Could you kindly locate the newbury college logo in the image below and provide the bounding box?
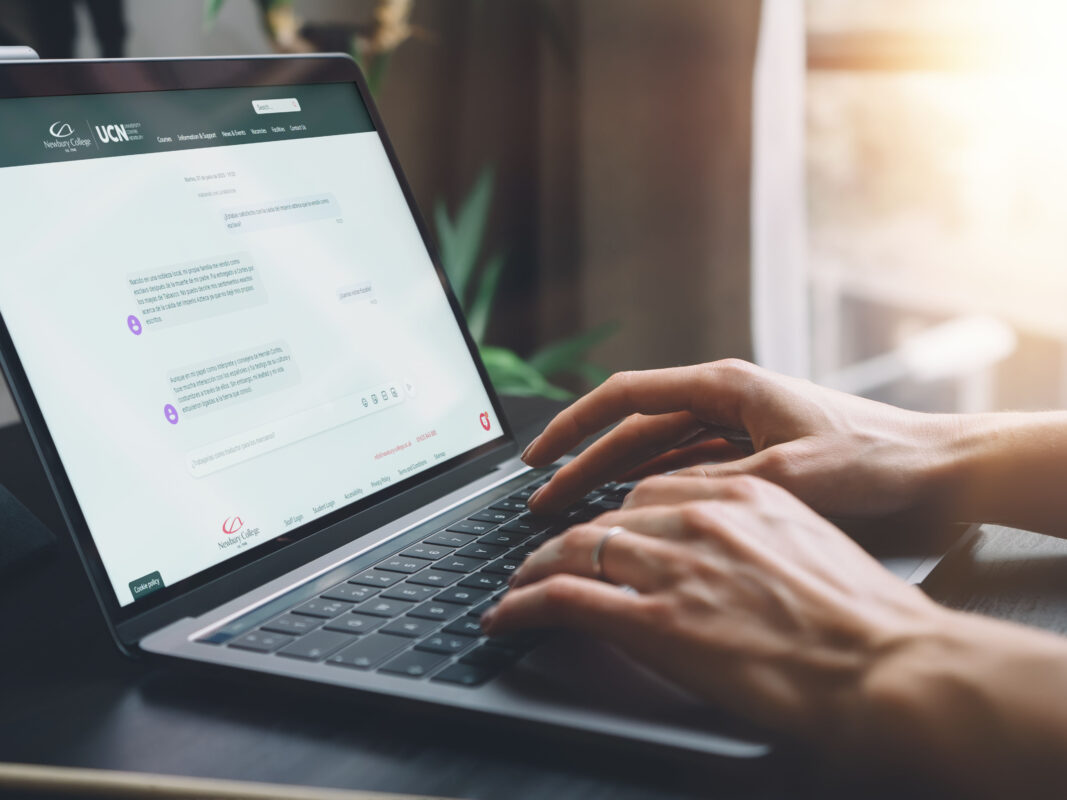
[48,121,74,138]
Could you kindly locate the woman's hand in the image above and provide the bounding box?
[484,474,948,744]
[485,474,1067,797]
[522,359,961,520]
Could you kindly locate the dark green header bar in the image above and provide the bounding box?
[0,82,374,169]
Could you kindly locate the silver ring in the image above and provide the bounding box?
[592,526,625,580]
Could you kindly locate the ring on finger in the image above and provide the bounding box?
[592,526,626,580]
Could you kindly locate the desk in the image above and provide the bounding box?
[2,396,1067,799]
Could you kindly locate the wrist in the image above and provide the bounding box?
[928,411,1067,532]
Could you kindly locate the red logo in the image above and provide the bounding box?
[479,411,491,431]
[222,516,244,535]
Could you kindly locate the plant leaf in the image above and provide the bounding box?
[479,346,572,400]
[465,252,504,344]
[527,321,619,378]
[202,0,227,29]
[433,199,462,301]
[448,166,494,303]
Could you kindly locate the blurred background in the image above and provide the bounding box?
[2,0,1067,419]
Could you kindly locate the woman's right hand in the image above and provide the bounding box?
[523,359,962,520]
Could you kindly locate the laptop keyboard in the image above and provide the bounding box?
[211,474,634,688]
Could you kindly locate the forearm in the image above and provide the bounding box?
[931,411,1067,536]
[843,610,1067,797]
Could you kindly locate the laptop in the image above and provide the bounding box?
[0,54,965,764]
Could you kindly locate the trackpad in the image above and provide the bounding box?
[497,632,766,742]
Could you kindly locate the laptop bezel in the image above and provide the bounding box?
[0,54,518,648]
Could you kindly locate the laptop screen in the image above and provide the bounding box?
[0,78,503,607]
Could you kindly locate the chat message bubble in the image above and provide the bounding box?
[128,253,265,331]
[222,193,339,233]
[337,281,377,304]
[168,340,299,418]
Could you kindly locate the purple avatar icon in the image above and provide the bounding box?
[127,315,142,335]
[163,404,179,425]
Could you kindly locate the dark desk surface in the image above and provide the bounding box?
[2,396,1067,799]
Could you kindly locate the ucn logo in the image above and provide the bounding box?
[48,121,74,138]
[95,123,130,143]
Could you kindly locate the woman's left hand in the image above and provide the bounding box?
[482,473,950,744]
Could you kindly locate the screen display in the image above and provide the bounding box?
[0,81,501,606]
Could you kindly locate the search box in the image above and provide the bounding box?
[252,98,301,115]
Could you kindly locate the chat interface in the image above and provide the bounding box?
[0,82,500,605]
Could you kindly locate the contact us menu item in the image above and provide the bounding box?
[0,82,500,605]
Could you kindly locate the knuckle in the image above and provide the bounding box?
[542,574,583,610]
[639,594,678,629]
[629,474,672,503]
[678,501,716,532]
[720,473,764,501]
[753,448,795,484]
[710,358,756,379]
[606,370,638,400]
[559,525,593,559]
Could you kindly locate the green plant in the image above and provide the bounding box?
[203,0,615,398]
[435,167,616,399]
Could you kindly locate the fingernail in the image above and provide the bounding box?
[480,606,496,632]
[507,573,518,588]
[528,486,544,505]
[521,436,539,463]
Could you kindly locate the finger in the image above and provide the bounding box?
[522,362,759,468]
[481,573,648,645]
[526,411,705,513]
[671,447,794,491]
[620,474,754,509]
[511,522,680,592]
[616,439,749,482]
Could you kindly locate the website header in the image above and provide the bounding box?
[0,82,373,169]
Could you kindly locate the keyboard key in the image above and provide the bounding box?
[481,558,519,576]
[433,555,483,574]
[408,600,467,622]
[455,542,507,560]
[446,519,496,536]
[377,556,431,574]
[469,509,517,524]
[323,613,386,635]
[293,599,353,619]
[467,598,498,618]
[500,515,551,535]
[380,617,439,638]
[432,662,496,687]
[350,569,404,588]
[327,634,408,670]
[478,530,529,547]
[416,632,477,656]
[406,569,462,588]
[434,586,491,606]
[261,614,320,636]
[401,544,451,561]
[461,642,525,668]
[278,629,355,661]
[379,649,448,679]
[458,573,507,591]
[381,583,438,602]
[320,583,379,603]
[490,499,527,513]
[354,598,415,618]
[444,617,486,637]
[503,544,537,562]
[425,531,476,548]
[230,631,293,653]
